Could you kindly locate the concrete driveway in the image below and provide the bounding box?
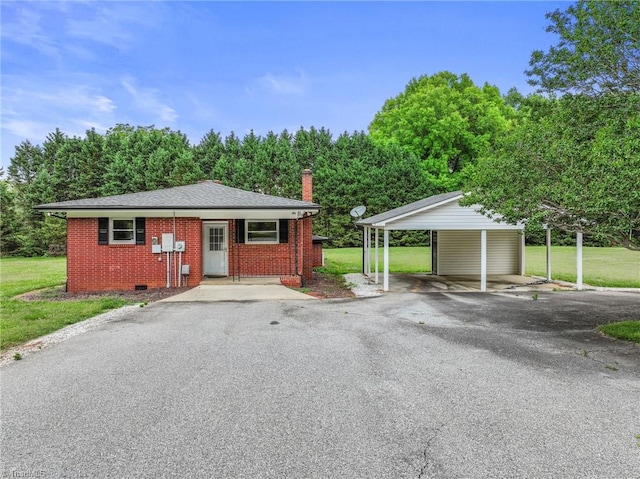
[161,276,315,302]
[2,291,639,478]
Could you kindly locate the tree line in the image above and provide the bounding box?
[1,126,438,255]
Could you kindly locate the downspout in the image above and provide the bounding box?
[173,211,178,288]
[294,215,299,280]
[289,218,293,277]
[237,222,241,282]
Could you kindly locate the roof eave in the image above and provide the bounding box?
[35,204,321,211]
[357,194,464,227]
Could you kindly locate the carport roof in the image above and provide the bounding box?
[357,191,462,226]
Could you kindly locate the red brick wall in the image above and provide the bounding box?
[312,243,323,267]
[300,216,314,281]
[302,169,313,202]
[67,217,203,292]
[227,220,297,277]
[227,219,314,281]
[67,216,316,292]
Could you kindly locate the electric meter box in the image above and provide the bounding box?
[161,233,174,252]
[175,241,186,252]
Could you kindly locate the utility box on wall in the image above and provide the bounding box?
[151,236,161,253]
[162,233,174,252]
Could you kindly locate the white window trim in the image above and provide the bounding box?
[245,219,279,244]
[110,218,136,245]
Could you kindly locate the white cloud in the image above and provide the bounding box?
[0,6,60,59]
[2,119,53,140]
[65,11,133,50]
[64,3,166,50]
[256,70,309,95]
[121,77,178,123]
[73,119,111,133]
[0,78,118,158]
[5,83,116,115]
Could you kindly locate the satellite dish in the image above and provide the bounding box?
[350,205,366,218]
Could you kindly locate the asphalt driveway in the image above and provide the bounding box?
[2,291,639,478]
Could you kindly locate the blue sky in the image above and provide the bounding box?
[1,1,566,170]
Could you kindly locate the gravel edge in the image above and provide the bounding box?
[344,273,382,297]
[0,304,141,368]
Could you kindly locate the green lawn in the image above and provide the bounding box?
[0,257,128,350]
[322,246,640,288]
[598,321,640,344]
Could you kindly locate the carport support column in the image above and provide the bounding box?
[520,232,526,275]
[375,228,379,284]
[480,229,487,292]
[546,228,552,282]
[365,227,371,276]
[576,231,583,290]
[383,229,389,292]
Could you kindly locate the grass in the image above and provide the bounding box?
[1,257,129,351]
[320,247,431,275]
[598,321,640,344]
[323,246,640,288]
[525,246,640,288]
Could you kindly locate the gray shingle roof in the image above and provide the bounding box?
[356,191,462,226]
[36,181,320,211]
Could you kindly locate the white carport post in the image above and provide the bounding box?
[520,232,526,275]
[374,228,379,284]
[383,229,389,292]
[364,226,370,276]
[367,227,371,275]
[576,231,583,290]
[480,229,487,292]
[546,227,552,281]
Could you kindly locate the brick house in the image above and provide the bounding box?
[36,171,320,292]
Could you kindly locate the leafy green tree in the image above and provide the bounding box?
[170,150,204,186]
[76,129,106,199]
[466,2,640,250]
[526,1,640,95]
[314,131,431,246]
[7,140,49,235]
[8,140,44,187]
[212,132,253,190]
[0,180,20,255]
[145,148,174,190]
[194,130,225,179]
[369,71,515,191]
[100,124,191,195]
[251,131,300,198]
[293,126,333,171]
[464,93,640,250]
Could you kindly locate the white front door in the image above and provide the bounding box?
[203,223,228,276]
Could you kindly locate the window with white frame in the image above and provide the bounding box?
[110,218,135,244]
[246,220,278,243]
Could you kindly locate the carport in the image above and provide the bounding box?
[357,191,588,292]
[356,192,525,292]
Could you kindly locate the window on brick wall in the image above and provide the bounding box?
[246,220,278,244]
[111,218,135,244]
[98,217,145,245]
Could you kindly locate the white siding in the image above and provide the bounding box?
[438,230,520,275]
[487,231,521,274]
[385,200,522,231]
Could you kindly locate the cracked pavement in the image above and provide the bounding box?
[1,290,639,478]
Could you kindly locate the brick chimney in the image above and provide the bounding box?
[302,169,312,202]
